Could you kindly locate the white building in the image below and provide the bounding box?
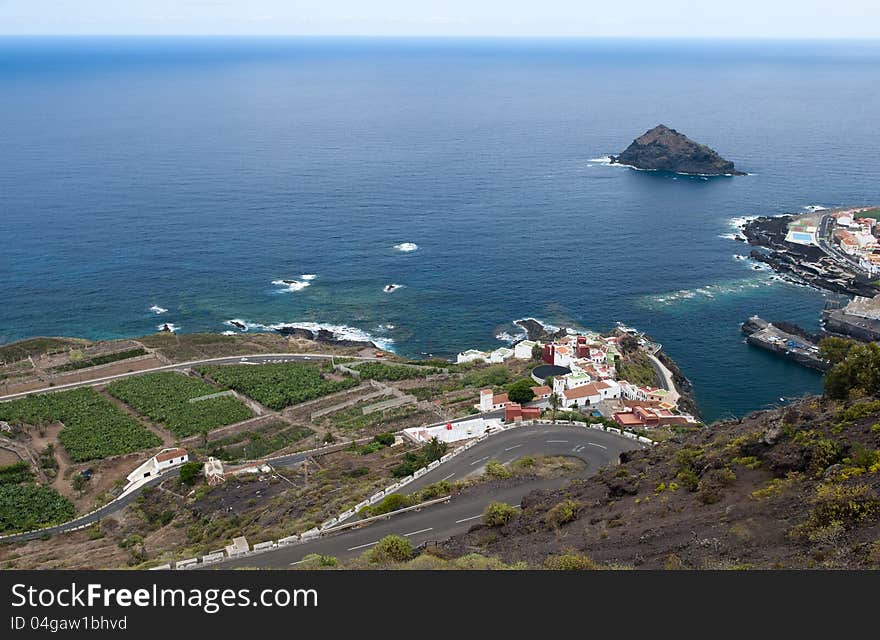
[404,417,504,444]
[564,370,593,389]
[513,340,538,359]
[561,380,621,409]
[456,349,490,364]
[489,347,514,363]
[479,389,510,412]
[126,448,189,484]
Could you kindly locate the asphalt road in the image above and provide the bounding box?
[0,410,506,543]
[214,423,639,569]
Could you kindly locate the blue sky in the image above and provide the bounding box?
[1,1,878,37]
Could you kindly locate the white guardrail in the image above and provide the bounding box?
[163,418,654,570]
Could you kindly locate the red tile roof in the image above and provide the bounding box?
[563,383,605,400]
[156,448,187,463]
[530,385,551,396]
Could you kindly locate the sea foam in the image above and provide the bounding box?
[272,278,311,292]
[150,305,168,315]
[393,242,418,252]
[224,319,394,351]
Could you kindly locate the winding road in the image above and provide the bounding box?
[212,423,639,569]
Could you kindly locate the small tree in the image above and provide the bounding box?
[507,379,536,404]
[549,392,561,422]
[178,461,202,486]
[532,343,543,361]
[422,437,448,463]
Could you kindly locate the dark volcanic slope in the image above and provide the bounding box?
[438,397,880,569]
[611,124,745,175]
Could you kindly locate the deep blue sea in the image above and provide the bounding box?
[2,37,879,421]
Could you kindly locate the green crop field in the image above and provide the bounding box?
[354,362,442,381]
[0,484,76,534]
[106,372,253,437]
[197,362,358,410]
[54,347,148,372]
[0,388,161,462]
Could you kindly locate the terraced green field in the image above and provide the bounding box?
[0,388,160,462]
[106,372,253,437]
[197,362,358,410]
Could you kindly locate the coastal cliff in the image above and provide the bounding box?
[611,124,744,176]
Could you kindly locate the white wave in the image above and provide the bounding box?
[733,254,747,260]
[495,329,528,344]
[515,317,561,333]
[378,323,396,331]
[393,242,419,252]
[300,274,317,280]
[383,283,403,293]
[157,323,178,333]
[231,319,394,351]
[150,305,168,315]
[272,278,311,292]
[728,215,758,230]
[224,319,249,332]
[641,277,778,308]
[718,232,744,241]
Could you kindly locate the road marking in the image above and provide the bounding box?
[455,514,483,524]
[289,559,305,566]
[546,440,568,443]
[346,541,379,551]
[441,472,455,481]
[589,442,607,449]
[504,444,522,451]
[403,527,433,537]
[470,456,489,466]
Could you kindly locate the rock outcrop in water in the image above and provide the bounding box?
[611,124,745,175]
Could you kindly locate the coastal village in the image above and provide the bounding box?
[740,205,880,370]
[784,206,880,276]
[457,329,698,431]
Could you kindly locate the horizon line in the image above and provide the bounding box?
[1,34,880,41]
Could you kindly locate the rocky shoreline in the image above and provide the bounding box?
[742,215,879,297]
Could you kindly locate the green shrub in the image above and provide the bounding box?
[676,468,699,492]
[484,460,512,480]
[368,535,414,564]
[544,499,579,529]
[731,456,762,469]
[544,554,598,570]
[790,483,880,540]
[360,493,412,518]
[178,461,203,486]
[374,432,396,446]
[483,502,518,527]
[297,554,339,569]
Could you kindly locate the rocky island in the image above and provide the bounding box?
[611,124,745,176]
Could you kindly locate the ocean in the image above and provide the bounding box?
[2,37,879,422]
